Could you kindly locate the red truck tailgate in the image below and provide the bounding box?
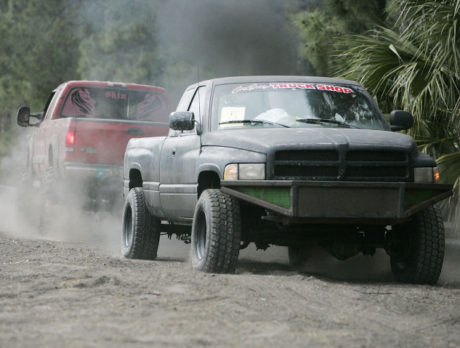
[67,119,168,164]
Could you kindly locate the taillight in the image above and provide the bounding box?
[66,130,75,146]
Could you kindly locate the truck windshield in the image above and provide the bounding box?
[60,87,169,123]
[212,82,387,130]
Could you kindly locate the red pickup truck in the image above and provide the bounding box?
[17,80,171,211]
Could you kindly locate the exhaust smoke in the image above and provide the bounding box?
[156,0,308,102]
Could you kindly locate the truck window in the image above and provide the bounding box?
[188,87,204,119]
[42,91,59,120]
[60,87,169,123]
[176,88,196,111]
[212,82,387,130]
[178,87,203,135]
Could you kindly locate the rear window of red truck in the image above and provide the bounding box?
[60,86,169,123]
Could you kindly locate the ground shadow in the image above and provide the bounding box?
[237,247,394,283]
[236,243,460,287]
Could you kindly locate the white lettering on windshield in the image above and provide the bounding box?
[231,83,354,94]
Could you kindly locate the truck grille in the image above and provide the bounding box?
[273,149,410,182]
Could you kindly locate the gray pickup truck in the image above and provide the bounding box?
[122,76,452,284]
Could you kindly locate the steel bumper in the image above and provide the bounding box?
[221,180,453,223]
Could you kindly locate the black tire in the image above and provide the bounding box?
[390,206,445,285]
[121,187,160,260]
[191,189,241,273]
[288,246,310,267]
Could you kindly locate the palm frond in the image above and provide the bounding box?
[336,0,460,222]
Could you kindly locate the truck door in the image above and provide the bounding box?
[32,89,60,175]
[159,87,204,221]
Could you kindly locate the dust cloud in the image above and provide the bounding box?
[79,0,313,104]
[0,136,121,255]
[0,134,190,259]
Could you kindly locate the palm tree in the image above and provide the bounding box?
[336,0,460,222]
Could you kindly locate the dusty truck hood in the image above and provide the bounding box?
[201,128,417,153]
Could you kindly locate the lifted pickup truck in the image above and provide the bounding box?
[122,76,452,284]
[17,80,170,211]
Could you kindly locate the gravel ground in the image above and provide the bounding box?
[1,186,460,347]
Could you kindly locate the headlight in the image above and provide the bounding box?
[224,163,265,180]
[239,163,265,180]
[414,167,440,183]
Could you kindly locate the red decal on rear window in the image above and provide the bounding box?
[61,88,96,116]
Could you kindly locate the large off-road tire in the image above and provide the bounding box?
[288,245,311,267]
[390,206,445,285]
[121,187,161,260]
[191,189,241,273]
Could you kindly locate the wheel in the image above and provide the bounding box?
[121,187,161,260]
[288,245,310,266]
[390,206,445,285]
[191,189,241,273]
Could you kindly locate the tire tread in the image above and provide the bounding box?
[122,187,160,260]
[391,206,444,284]
[191,189,241,273]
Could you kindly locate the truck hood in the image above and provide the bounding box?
[202,128,417,153]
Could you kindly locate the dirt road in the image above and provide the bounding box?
[1,186,460,347]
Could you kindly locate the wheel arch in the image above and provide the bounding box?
[129,168,143,190]
[198,170,221,197]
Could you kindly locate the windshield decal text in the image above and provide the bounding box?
[232,83,353,94]
[270,83,353,94]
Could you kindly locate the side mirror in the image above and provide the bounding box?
[169,111,195,131]
[17,106,31,127]
[390,110,414,131]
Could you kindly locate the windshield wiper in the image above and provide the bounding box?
[219,120,289,128]
[296,118,359,129]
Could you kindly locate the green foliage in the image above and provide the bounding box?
[291,0,387,75]
[291,10,337,76]
[336,0,460,220]
[0,0,81,110]
[0,0,84,163]
[77,0,162,84]
[0,127,13,158]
